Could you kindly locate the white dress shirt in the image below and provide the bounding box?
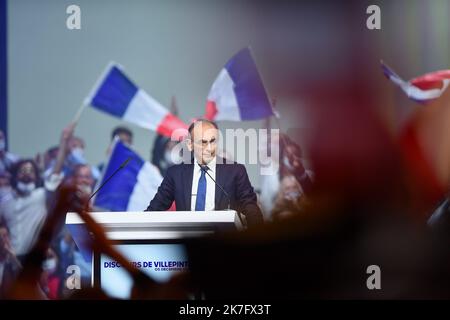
[191,157,216,211]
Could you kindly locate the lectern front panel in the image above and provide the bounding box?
[95,240,188,299]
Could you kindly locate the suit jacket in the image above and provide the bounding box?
[145,158,263,226]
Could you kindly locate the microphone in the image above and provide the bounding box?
[88,157,131,203]
[198,163,245,227]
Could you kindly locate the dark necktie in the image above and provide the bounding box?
[195,167,207,211]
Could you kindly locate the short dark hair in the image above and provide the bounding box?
[111,126,133,141]
[188,119,218,137]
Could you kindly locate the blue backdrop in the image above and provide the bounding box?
[0,0,7,148]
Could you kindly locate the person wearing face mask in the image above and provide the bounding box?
[67,137,101,182]
[39,248,61,299]
[56,164,96,294]
[0,123,72,261]
[66,136,87,166]
[45,136,87,176]
[0,160,49,260]
[44,123,100,187]
[42,135,85,179]
[0,130,20,173]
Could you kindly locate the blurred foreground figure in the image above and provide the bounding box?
[259,129,314,221]
[5,179,192,300]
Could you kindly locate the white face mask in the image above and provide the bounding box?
[42,258,57,273]
[0,140,5,151]
[68,147,87,165]
[16,181,36,195]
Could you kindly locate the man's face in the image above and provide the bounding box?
[17,162,37,184]
[188,122,218,165]
[74,165,94,195]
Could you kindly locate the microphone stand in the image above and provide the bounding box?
[199,164,246,228]
[88,157,131,204]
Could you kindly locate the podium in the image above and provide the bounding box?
[65,210,241,298]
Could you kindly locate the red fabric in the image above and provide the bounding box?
[156,113,188,139]
[204,100,218,120]
[399,122,445,216]
[168,201,176,211]
[411,70,450,90]
[47,275,60,300]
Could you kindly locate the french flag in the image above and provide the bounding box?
[93,140,163,212]
[205,48,275,121]
[381,61,450,103]
[85,63,188,138]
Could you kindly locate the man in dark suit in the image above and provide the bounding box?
[145,119,263,227]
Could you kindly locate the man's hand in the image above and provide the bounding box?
[60,122,76,155]
[56,179,91,214]
[52,122,77,175]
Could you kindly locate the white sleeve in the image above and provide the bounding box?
[44,172,65,192]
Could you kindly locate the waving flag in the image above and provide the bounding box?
[93,140,163,212]
[205,48,275,121]
[381,61,450,103]
[85,62,188,137]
